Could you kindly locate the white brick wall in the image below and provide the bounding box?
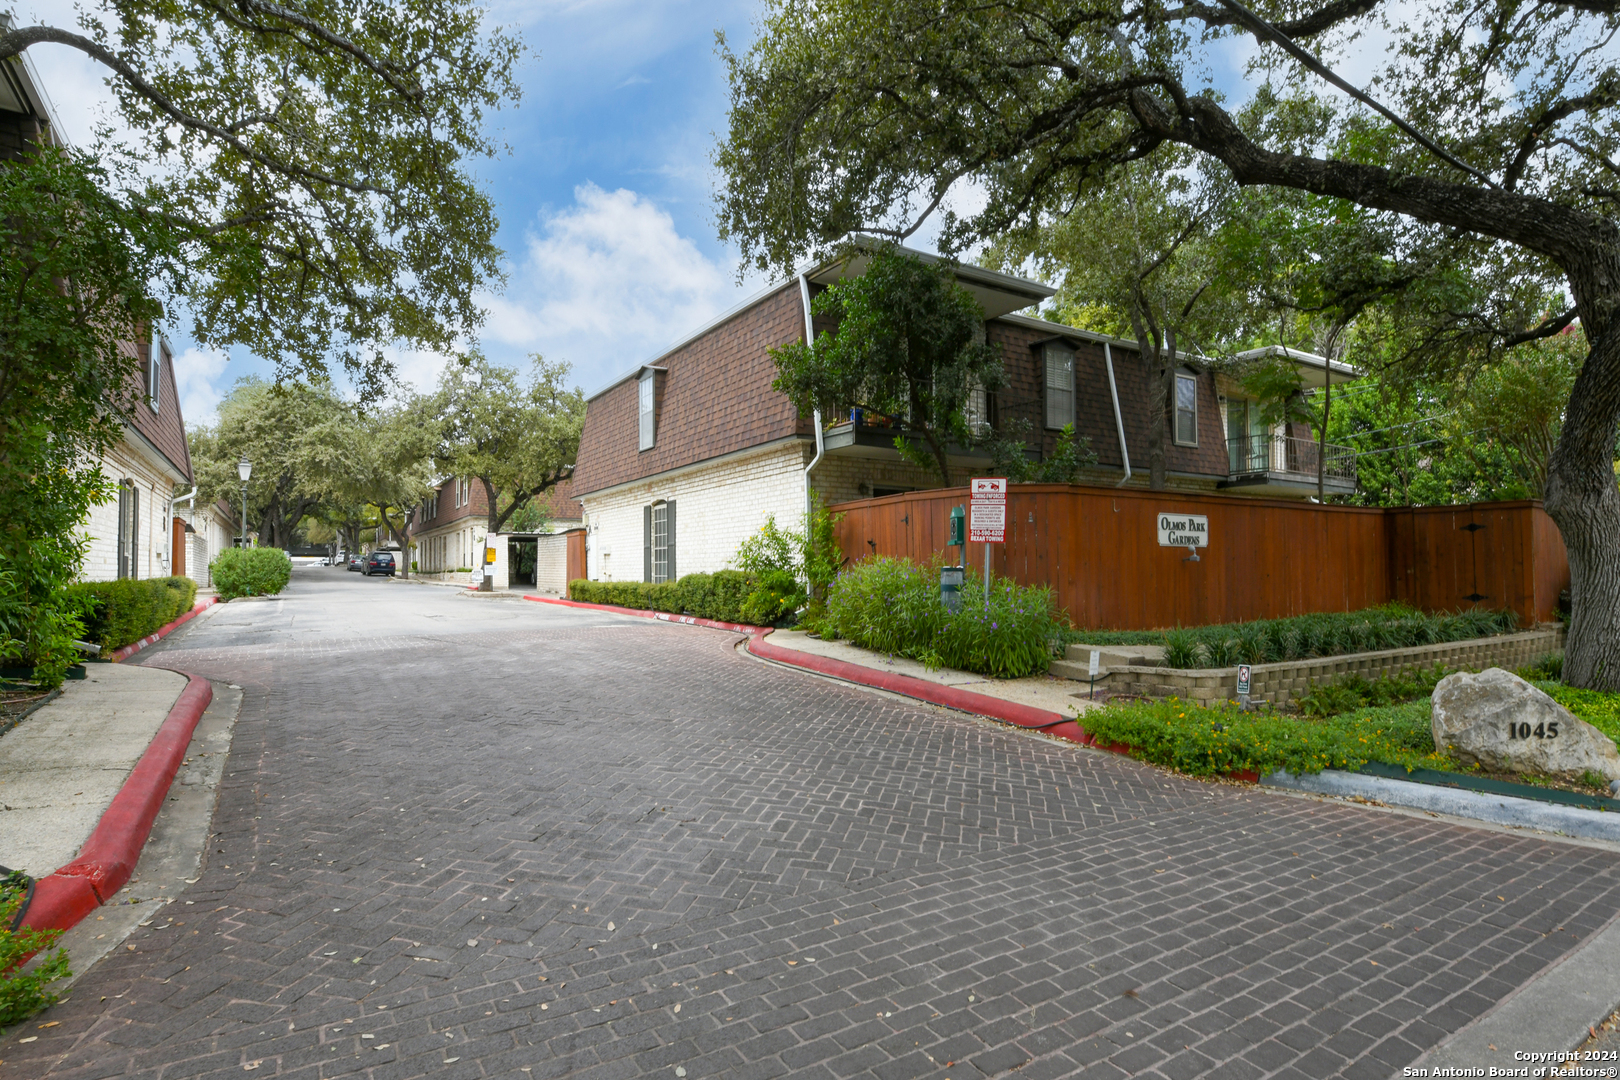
[582,444,814,581]
[79,437,183,583]
[535,533,569,595]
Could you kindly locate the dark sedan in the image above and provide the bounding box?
[364,550,396,577]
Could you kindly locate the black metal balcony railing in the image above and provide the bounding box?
[1228,434,1357,483]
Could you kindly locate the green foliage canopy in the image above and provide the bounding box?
[3,0,521,386]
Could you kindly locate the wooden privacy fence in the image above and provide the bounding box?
[828,485,1570,630]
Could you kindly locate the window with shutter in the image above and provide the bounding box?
[651,501,670,583]
[147,337,163,411]
[665,500,676,580]
[1044,344,1074,429]
[638,371,656,451]
[1174,372,1199,446]
[965,380,989,435]
[643,504,653,582]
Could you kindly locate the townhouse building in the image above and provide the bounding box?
[571,245,1355,584]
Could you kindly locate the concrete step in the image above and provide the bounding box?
[1049,659,1113,682]
[1064,642,1164,668]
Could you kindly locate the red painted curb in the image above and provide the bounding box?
[745,631,1070,730]
[16,874,100,937]
[22,671,214,934]
[109,597,220,662]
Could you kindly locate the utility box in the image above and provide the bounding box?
[939,565,964,613]
[949,504,966,548]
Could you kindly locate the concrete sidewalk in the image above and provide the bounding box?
[761,628,1103,717]
[0,664,188,879]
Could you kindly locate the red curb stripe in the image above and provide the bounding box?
[109,597,220,662]
[28,672,213,926]
[744,631,1069,730]
[16,874,100,937]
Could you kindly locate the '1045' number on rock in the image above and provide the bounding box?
[1507,721,1559,740]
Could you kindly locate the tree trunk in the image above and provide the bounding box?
[1543,277,1620,690]
[1127,306,1170,489]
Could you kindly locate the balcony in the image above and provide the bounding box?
[1220,434,1357,498]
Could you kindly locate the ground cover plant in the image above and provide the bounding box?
[811,556,1063,678]
[209,548,291,600]
[0,870,71,1025]
[1068,604,1519,669]
[1295,664,1452,718]
[1082,697,1450,778]
[63,576,198,651]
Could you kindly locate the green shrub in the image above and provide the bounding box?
[1295,663,1451,718]
[1063,603,1521,669]
[675,572,714,616]
[1083,697,1449,778]
[1,872,71,1024]
[642,580,683,613]
[1519,651,1564,681]
[62,576,198,650]
[741,569,808,627]
[210,547,291,600]
[819,556,1063,678]
[709,570,752,623]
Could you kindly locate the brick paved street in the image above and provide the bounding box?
[10,567,1620,1080]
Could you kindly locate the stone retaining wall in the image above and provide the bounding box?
[1102,628,1566,708]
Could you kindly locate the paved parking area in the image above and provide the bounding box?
[9,568,1620,1080]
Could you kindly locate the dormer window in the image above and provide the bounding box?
[1043,342,1074,429]
[638,369,657,451]
[1174,370,1199,446]
[148,333,166,411]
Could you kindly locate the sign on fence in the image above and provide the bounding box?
[970,478,1008,543]
[1157,512,1209,548]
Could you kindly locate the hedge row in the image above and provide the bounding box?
[569,571,756,624]
[63,576,199,650]
[211,547,291,600]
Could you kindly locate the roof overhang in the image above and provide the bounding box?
[1235,345,1360,388]
[806,241,1054,320]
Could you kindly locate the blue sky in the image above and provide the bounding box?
[25,0,774,426]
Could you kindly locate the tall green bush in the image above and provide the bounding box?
[818,556,1063,678]
[62,576,199,651]
[210,547,291,599]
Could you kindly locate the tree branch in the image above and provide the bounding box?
[0,24,398,199]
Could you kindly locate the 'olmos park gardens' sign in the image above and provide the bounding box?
[1157,513,1209,548]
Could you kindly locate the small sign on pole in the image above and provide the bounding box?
[1088,649,1101,700]
[970,478,1008,610]
[1236,663,1252,709]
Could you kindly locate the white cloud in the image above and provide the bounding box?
[171,346,229,428]
[480,183,753,392]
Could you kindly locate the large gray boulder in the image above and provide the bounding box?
[1431,668,1620,782]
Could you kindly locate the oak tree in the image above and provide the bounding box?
[717,0,1620,688]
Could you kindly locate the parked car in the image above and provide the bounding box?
[347,554,364,572]
[364,550,396,577]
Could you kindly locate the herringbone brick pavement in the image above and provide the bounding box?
[7,574,1620,1080]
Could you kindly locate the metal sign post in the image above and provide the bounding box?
[1236,664,1252,710]
[1088,649,1101,700]
[969,478,1008,609]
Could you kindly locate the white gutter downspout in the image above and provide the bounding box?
[799,273,825,524]
[1104,343,1132,487]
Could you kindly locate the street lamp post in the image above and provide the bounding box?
[237,458,253,547]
